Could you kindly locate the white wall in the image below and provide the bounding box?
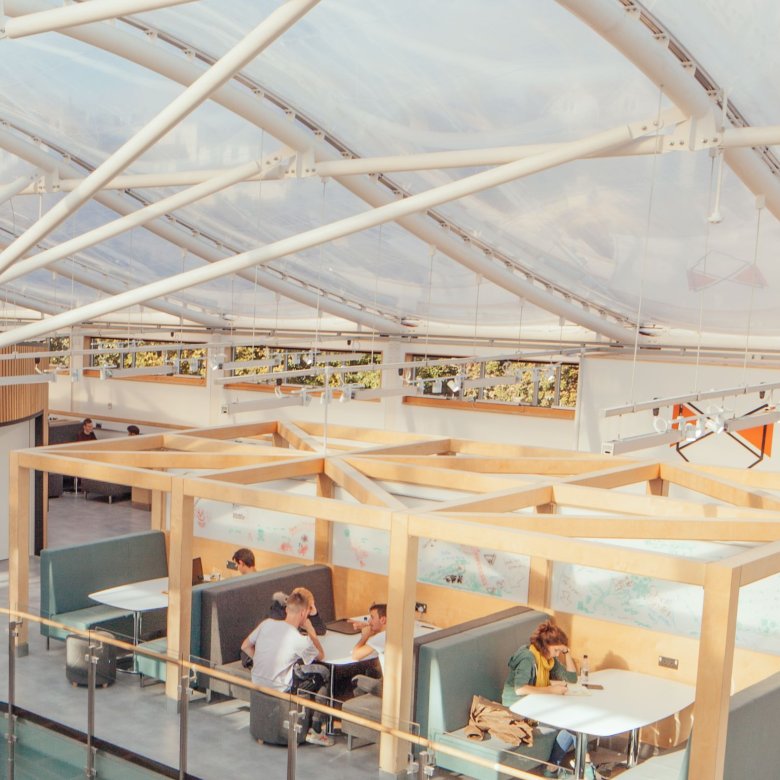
[578,354,780,470]
[0,419,35,560]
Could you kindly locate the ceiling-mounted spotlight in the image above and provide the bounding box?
[432,379,443,394]
[447,374,463,395]
[99,366,113,380]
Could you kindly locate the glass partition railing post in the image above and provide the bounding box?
[178,667,189,780]
[7,618,20,780]
[285,700,304,780]
[85,635,98,779]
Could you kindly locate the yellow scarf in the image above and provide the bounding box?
[529,644,555,688]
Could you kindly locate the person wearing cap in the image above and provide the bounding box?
[127,424,140,436]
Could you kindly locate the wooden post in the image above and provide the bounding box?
[9,453,30,653]
[314,472,334,564]
[379,512,419,777]
[151,489,167,532]
[165,478,194,703]
[688,562,739,779]
[647,477,669,497]
[527,556,552,611]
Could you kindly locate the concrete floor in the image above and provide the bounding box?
[0,492,400,780]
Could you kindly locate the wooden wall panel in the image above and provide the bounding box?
[0,347,48,424]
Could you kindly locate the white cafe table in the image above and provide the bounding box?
[89,577,169,671]
[510,669,694,779]
[318,620,438,732]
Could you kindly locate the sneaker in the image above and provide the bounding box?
[305,729,334,747]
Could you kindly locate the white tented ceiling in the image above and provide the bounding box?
[0,0,778,349]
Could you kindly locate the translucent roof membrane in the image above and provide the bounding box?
[0,0,778,345]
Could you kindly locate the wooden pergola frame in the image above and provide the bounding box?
[9,420,780,778]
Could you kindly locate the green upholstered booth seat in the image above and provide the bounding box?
[413,607,550,780]
[40,530,168,642]
[620,671,780,780]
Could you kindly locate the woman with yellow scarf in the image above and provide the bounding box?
[501,621,592,779]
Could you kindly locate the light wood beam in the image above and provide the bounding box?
[661,463,780,510]
[379,512,419,776]
[200,456,324,485]
[180,477,393,530]
[324,459,406,509]
[181,421,278,439]
[166,480,194,702]
[552,483,774,519]
[344,456,527,493]
[354,454,622,475]
[298,421,442,447]
[690,464,780,490]
[9,453,30,653]
[445,513,780,542]
[161,434,279,454]
[724,539,780,586]
[44,434,166,451]
[449,438,616,460]
[351,438,453,457]
[563,461,661,489]
[47,450,302,469]
[689,563,740,779]
[407,514,707,585]
[432,484,554,513]
[17,451,171,490]
[277,420,322,452]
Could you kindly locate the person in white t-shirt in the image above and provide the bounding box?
[350,603,387,695]
[241,587,333,746]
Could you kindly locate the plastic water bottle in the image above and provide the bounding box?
[581,654,589,686]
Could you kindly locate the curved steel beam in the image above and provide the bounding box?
[4,0,639,342]
[557,0,780,221]
[0,123,643,349]
[0,124,409,334]
[0,0,322,273]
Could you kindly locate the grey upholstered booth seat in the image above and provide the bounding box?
[80,478,131,503]
[199,563,335,699]
[619,671,780,779]
[135,563,300,686]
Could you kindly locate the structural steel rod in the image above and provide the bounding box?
[2,0,196,38]
[0,123,638,348]
[0,156,284,284]
[0,0,322,274]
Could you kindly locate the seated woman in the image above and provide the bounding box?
[501,620,589,779]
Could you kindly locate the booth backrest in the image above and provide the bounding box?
[620,671,780,780]
[414,608,547,739]
[40,530,168,619]
[199,563,335,667]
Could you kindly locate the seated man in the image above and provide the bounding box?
[231,547,257,575]
[241,587,333,747]
[350,602,387,695]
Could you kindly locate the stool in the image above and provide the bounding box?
[341,693,382,750]
[250,689,310,746]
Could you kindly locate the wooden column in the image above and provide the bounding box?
[9,453,30,653]
[165,478,194,702]
[647,478,669,497]
[689,562,740,779]
[527,556,552,611]
[379,512,419,776]
[151,489,167,532]
[314,473,334,564]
